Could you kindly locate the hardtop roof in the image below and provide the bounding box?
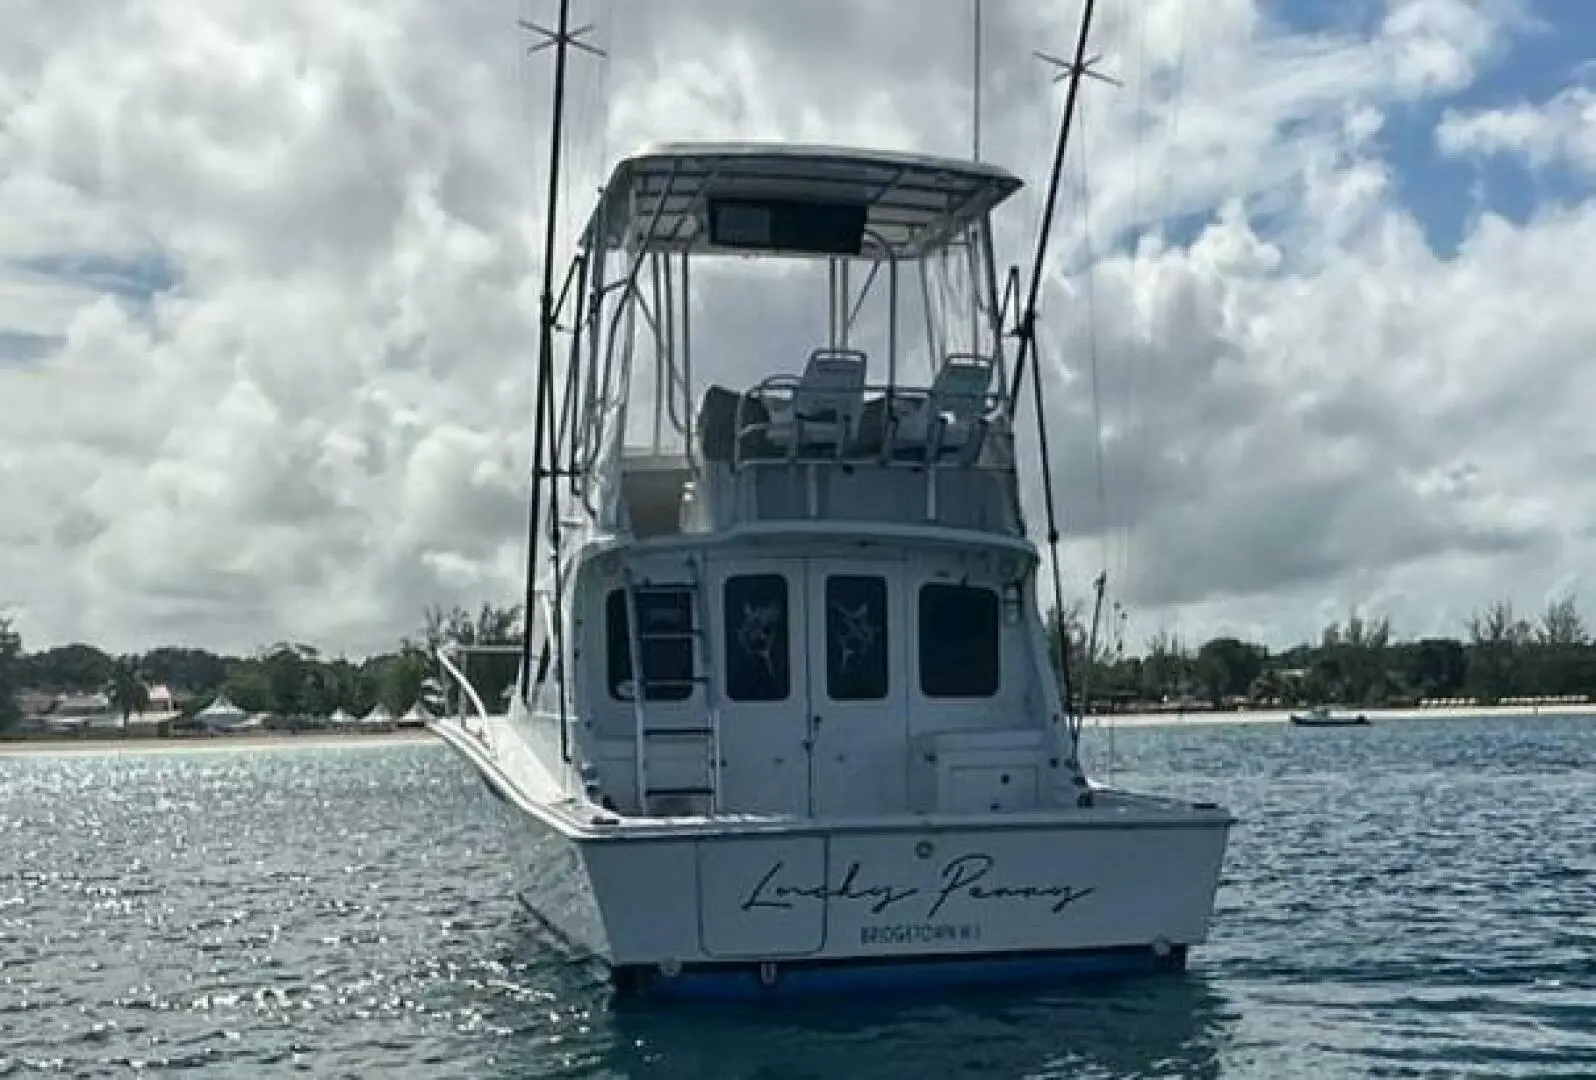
[580,141,1025,258]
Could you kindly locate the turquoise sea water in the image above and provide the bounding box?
[2,715,1594,1078]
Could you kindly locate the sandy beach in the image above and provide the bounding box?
[0,729,439,757]
[5,703,1591,757]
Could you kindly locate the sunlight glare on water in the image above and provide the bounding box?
[2,717,1594,1078]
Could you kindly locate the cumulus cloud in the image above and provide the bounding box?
[0,0,1592,656]
[1436,82,1596,176]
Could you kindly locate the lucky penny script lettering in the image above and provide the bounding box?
[739,854,1095,918]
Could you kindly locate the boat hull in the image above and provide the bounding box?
[504,812,1227,997]
[1289,715,1370,727]
[437,719,1231,999]
[492,821,1203,998]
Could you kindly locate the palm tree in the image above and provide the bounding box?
[106,655,150,733]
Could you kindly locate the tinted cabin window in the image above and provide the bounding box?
[919,584,1000,697]
[606,589,694,702]
[826,575,888,700]
[725,574,790,701]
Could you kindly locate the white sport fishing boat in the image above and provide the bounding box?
[430,2,1232,999]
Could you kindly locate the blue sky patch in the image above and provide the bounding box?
[0,330,62,366]
[1255,0,1596,253]
[12,251,181,304]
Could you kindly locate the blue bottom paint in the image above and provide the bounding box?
[614,945,1188,1001]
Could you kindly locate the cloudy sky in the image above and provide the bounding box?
[1,0,1593,658]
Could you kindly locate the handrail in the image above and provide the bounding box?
[436,643,505,739]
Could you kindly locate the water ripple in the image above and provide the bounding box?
[2,717,1594,1077]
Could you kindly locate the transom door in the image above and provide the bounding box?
[713,557,908,816]
[805,560,907,815]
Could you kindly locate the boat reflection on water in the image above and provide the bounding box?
[591,973,1233,1080]
[483,880,1234,1079]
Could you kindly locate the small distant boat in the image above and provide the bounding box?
[1289,706,1370,727]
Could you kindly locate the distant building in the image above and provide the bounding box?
[54,692,111,718]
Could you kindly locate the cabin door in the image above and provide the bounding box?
[805,559,908,816]
[713,560,813,814]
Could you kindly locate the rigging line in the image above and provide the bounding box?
[1115,0,1150,605]
[1075,96,1110,584]
[1072,87,1124,778]
[1071,92,1115,764]
[1120,0,1193,658]
[595,0,615,173]
[555,11,580,262]
[1155,0,1194,238]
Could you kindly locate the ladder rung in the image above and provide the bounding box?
[627,563,717,810]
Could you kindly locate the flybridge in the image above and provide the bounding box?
[556,139,1025,537]
[580,142,1026,259]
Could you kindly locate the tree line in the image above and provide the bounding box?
[4,594,1595,732]
[1051,596,1596,709]
[0,604,523,733]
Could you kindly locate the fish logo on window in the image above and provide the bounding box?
[831,602,879,673]
[735,602,782,678]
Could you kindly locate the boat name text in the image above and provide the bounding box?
[739,853,1095,919]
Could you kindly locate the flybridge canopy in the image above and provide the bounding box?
[580,142,1025,259]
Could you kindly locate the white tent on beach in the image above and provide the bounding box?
[397,701,433,728]
[327,707,356,728]
[359,703,393,730]
[197,693,251,733]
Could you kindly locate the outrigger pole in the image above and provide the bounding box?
[1005,0,1114,752]
[517,2,603,713]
